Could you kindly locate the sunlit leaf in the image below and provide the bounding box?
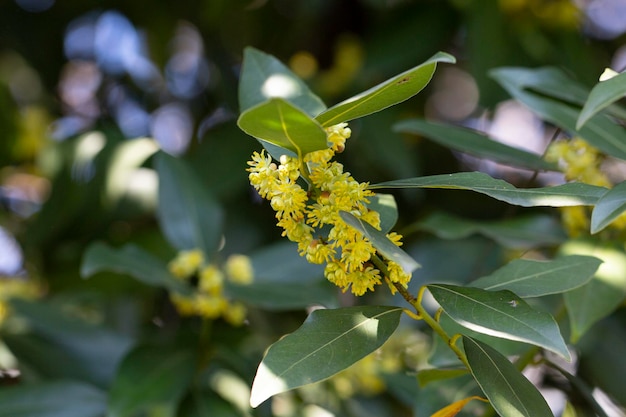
[249,306,402,407]
[239,46,326,116]
[238,98,328,158]
[339,211,420,273]
[371,172,607,207]
[463,336,553,417]
[155,152,223,256]
[394,119,556,171]
[471,255,601,297]
[591,180,626,234]
[430,396,487,417]
[428,284,570,360]
[578,70,626,129]
[315,52,455,127]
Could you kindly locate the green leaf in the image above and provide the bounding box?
[416,212,566,249]
[339,211,420,273]
[315,52,456,127]
[238,46,326,116]
[367,193,398,234]
[394,120,556,171]
[471,255,602,297]
[578,71,626,129]
[417,368,469,387]
[0,380,107,417]
[463,336,553,417]
[491,67,626,161]
[560,240,626,342]
[226,280,337,310]
[591,180,626,234]
[81,242,191,295]
[238,98,328,158]
[108,346,197,417]
[249,305,403,407]
[179,390,243,417]
[371,172,607,207]
[155,152,223,256]
[428,284,570,360]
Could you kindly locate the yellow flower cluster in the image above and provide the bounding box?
[168,249,253,326]
[247,123,411,296]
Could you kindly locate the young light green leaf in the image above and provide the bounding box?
[463,336,554,417]
[578,71,626,129]
[591,180,626,234]
[339,211,419,273]
[155,152,223,256]
[371,172,607,207]
[249,305,403,407]
[108,346,197,417]
[238,98,328,158]
[81,242,191,295]
[471,255,602,297]
[428,284,570,360]
[315,52,456,127]
[239,46,326,116]
[393,120,556,171]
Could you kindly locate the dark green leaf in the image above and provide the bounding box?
[339,211,420,273]
[591,180,626,234]
[471,255,601,297]
[225,280,337,310]
[81,241,191,295]
[315,52,456,127]
[578,71,626,129]
[238,46,326,116]
[238,98,328,158]
[155,152,224,256]
[394,119,556,171]
[249,305,403,407]
[371,172,607,207]
[463,336,553,417]
[0,380,106,417]
[367,193,398,234]
[108,346,197,417]
[428,284,570,360]
[179,390,244,417]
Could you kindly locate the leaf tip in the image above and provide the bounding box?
[249,362,288,408]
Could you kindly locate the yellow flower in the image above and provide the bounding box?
[195,294,227,319]
[305,240,336,264]
[223,301,248,326]
[198,264,224,294]
[225,254,254,285]
[168,249,204,279]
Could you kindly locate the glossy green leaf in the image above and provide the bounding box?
[463,336,553,417]
[591,180,626,234]
[81,242,191,295]
[416,212,566,249]
[315,52,456,127]
[560,240,626,342]
[0,380,106,417]
[367,193,398,234]
[249,305,403,407]
[428,284,570,360]
[578,71,626,129]
[339,211,420,273]
[108,346,197,417]
[371,172,607,207]
[394,119,556,171]
[471,255,601,297]
[491,67,626,161]
[238,98,328,158]
[238,46,326,116]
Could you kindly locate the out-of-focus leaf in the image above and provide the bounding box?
[0,380,106,417]
[249,306,402,407]
[155,152,224,256]
[226,280,337,310]
[414,374,483,417]
[471,255,601,297]
[340,211,420,273]
[179,390,243,417]
[81,242,191,295]
[591,180,626,234]
[428,284,570,360]
[315,52,456,127]
[463,336,553,417]
[417,368,469,387]
[578,71,626,129]
[371,172,607,207]
[238,47,326,116]
[108,346,197,417]
[249,241,324,284]
[430,396,487,417]
[238,98,328,158]
[394,120,556,171]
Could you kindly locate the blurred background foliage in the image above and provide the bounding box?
[1,0,626,416]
